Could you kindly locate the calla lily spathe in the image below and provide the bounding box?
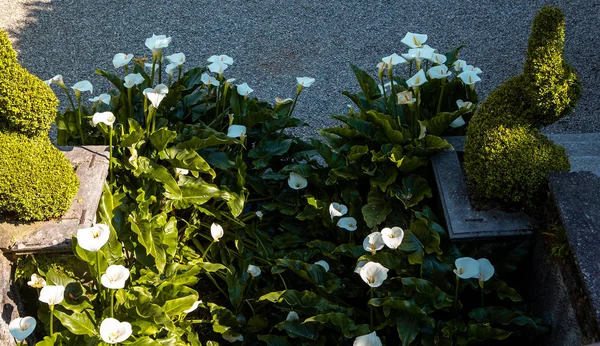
[337,217,357,231]
[201,73,220,86]
[329,202,348,219]
[227,125,247,138]
[211,223,224,241]
[315,260,330,272]
[89,93,112,105]
[77,223,110,252]
[166,63,178,78]
[476,258,495,283]
[208,54,234,65]
[376,62,387,74]
[457,71,481,85]
[175,168,189,176]
[381,227,404,249]
[430,53,447,65]
[166,52,186,65]
[27,273,46,288]
[427,65,452,79]
[9,316,36,342]
[44,74,64,87]
[222,330,244,343]
[237,83,254,97]
[449,116,466,128]
[112,53,133,69]
[208,61,228,74]
[124,73,145,88]
[39,285,65,305]
[288,172,307,190]
[354,331,383,346]
[71,80,93,94]
[359,262,389,288]
[382,53,407,66]
[406,69,428,88]
[297,77,315,88]
[183,300,202,313]
[397,91,416,105]
[463,64,483,74]
[247,264,261,277]
[92,111,116,127]
[354,260,367,273]
[100,318,132,344]
[286,311,300,321]
[363,232,385,254]
[453,59,467,71]
[408,45,435,61]
[454,257,480,279]
[101,265,130,289]
[456,100,473,109]
[145,34,172,54]
[401,32,427,48]
[275,97,293,105]
[143,84,169,108]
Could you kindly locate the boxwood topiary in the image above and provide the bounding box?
[464,7,581,203]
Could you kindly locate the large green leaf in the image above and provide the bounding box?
[304,312,370,339]
[350,64,382,101]
[165,176,222,210]
[399,219,442,264]
[370,165,398,192]
[248,138,293,169]
[361,188,393,228]
[272,259,341,294]
[160,147,216,178]
[53,309,96,336]
[150,127,177,151]
[422,108,469,136]
[401,277,453,310]
[390,174,433,209]
[258,290,351,315]
[397,314,420,346]
[469,307,537,331]
[482,277,523,302]
[368,297,428,320]
[311,138,345,169]
[466,323,512,343]
[257,334,293,346]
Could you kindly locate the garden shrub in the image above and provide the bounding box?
[464,6,581,203]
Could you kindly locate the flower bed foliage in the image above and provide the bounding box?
[11,29,548,345]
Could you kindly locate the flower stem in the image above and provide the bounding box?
[379,76,388,113]
[287,89,301,118]
[454,275,460,310]
[61,85,76,111]
[127,88,133,119]
[369,288,375,328]
[150,55,157,85]
[111,290,115,318]
[124,64,129,75]
[109,126,113,184]
[178,65,182,82]
[415,87,421,120]
[76,95,85,145]
[480,282,484,307]
[96,251,103,303]
[201,241,215,261]
[389,68,398,119]
[436,79,446,115]
[157,52,163,85]
[49,305,54,335]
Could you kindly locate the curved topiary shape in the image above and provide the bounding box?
[0,132,79,221]
[464,7,581,203]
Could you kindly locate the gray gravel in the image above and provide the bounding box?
[1,0,599,138]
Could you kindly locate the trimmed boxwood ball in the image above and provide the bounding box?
[464,7,580,203]
[0,132,79,221]
[0,30,59,137]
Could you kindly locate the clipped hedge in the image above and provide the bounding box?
[464,7,580,202]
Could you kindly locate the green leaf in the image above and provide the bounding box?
[304,312,370,338]
[399,219,442,264]
[469,307,537,331]
[397,314,420,346]
[361,188,393,228]
[127,337,162,346]
[423,109,469,136]
[257,334,293,346]
[96,68,124,89]
[258,290,351,315]
[466,323,512,342]
[370,165,398,192]
[390,174,433,209]
[207,303,239,334]
[389,154,425,174]
[161,147,216,178]
[366,111,406,144]
[149,127,177,151]
[311,138,345,169]
[350,64,382,102]
[483,277,523,302]
[34,333,59,346]
[333,244,366,259]
[401,277,453,310]
[272,259,341,294]
[368,297,428,320]
[53,309,96,336]
[248,138,293,169]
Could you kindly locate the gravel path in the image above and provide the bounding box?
[1,0,598,138]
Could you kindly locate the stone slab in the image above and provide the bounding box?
[549,171,600,337]
[548,133,600,176]
[0,146,109,254]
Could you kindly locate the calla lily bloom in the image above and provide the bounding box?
[71,80,93,94]
[143,84,169,108]
[101,265,130,289]
[449,116,466,128]
[376,62,387,74]
[247,264,261,277]
[144,62,159,73]
[456,100,473,109]
[315,260,330,272]
[378,81,392,95]
[211,223,224,241]
[453,59,467,71]
[427,65,452,79]
[237,83,254,97]
[275,97,293,105]
[175,168,189,176]
[183,300,202,313]
[382,53,407,66]
[100,318,132,344]
[454,257,480,279]
[208,61,228,74]
[208,54,234,65]
[39,285,65,306]
[359,262,389,288]
[27,273,46,288]
[124,73,145,88]
[401,32,427,48]
[256,211,263,219]
[145,34,171,54]
[406,69,428,88]
[475,258,495,283]
[201,72,220,86]
[89,93,112,105]
[288,172,307,190]
[463,64,482,74]
[418,120,427,139]
[112,53,133,69]
[9,317,36,342]
[381,227,404,249]
[363,232,385,254]
[227,125,247,138]
[430,53,447,65]
[397,91,416,105]
[408,45,435,62]
[329,202,348,219]
[222,330,244,343]
[354,331,383,346]
[337,217,357,231]
[92,111,116,127]
[128,147,138,167]
[457,71,481,85]
[77,223,110,252]
[166,63,178,78]
[166,52,186,65]
[297,77,316,88]
[44,74,64,87]
[354,260,367,273]
[286,311,299,321]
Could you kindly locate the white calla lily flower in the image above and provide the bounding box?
[275,97,293,105]
[456,100,473,109]
[406,69,428,88]
[408,45,435,62]
[247,264,261,277]
[183,300,202,313]
[128,147,138,167]
[89,93,112,105]
[175,168,189,176]
[101,265,130,289]
[145,34,172,54]
[381,227,405,249]
[376,62,387,74]
[44,74,64,87]
[208,61,228,74]
[314,260,330,272]
[27,273,46,288]
[9,316,36,342]
[363,232,385,254]
[397,91,416,105]
[454,257,480,279]
[166,63,179,78]
[124,73,145,89]
[382,53,407,66]
[329,202,348,219]
[77,224,110,252]
[92,111,116,127]
[288,172,307,190]
[201,72,220,87]
[463,65,482,74]
[211,223,224,241]
[457,71,481,85]
[427,65,452,79]
[222,330,244,343]
[297,77,316,88]
[418,119,427,139]
[100,318,132,344]
[449,116,466,128]
[453,59,467,71]
[256,211,263,219]
[39,285,65,306]
[401,32,428,48]
[430,53,447,65]
[227,125,247,138]
[166,52,186,65]
[143,84,169,108]
[354,260,367,273]
[237,83,254,97]
[112,53,133,69]
[354,331,383,346]
[475,258,495,283]
[359,262,389,288]
[337,217,357,231]
[208,54,234,65]
[71,80,93,94]
[286,311,299,321]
